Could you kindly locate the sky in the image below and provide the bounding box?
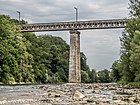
[0,0,129,70]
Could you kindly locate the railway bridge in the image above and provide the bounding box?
[20,19,127,83]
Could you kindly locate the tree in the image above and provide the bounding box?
[130,30,140,82]
[97,69,111,83]
[80,52,90,71]
[0,15,34,84]
[23,34,69,83]
[90,69,97,83]
[111,0,140,83]
[0,14,91,84]
[129,0,140,18]
[81,70,90,83]
[111,60,122,82]
[80,52,91,82]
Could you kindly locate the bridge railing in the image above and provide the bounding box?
[20,19,127,32]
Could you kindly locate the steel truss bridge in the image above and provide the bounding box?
[20,19,127,32]
[20,18,127,83]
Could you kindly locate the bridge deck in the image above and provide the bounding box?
[20,19,127,32]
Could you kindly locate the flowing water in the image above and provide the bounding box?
[0,85,44,105]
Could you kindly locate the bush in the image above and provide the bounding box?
[2,73,15,84]
[81,70,90,83]
[128,82,140,88]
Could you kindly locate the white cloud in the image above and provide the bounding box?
[8,0,25,2]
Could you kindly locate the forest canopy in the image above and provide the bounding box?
[0,15,93,84]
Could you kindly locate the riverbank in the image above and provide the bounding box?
[0,83,140,105]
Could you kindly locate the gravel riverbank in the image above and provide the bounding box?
[0,83,140,105]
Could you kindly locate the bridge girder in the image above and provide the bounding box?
[20,19,127,32]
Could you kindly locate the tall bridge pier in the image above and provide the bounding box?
[69,30,81,83]
[20,19,126,83]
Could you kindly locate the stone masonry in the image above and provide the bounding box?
[69,30,81,83]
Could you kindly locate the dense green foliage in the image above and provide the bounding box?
[111,0,140,84]
[80,52,91,83]
[23,33,69,83]
[0,14,71,84]
[90,69,97,83]
[97,69,112,83]
[0,14,94,84]
[0,15,34,84]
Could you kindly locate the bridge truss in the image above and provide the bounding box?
[20,19,127,32]
[20,18,127,83]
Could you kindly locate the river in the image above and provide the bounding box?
[0,83,140,105]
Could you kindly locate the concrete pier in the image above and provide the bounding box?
[69,30,81,83]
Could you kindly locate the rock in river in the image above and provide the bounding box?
[73,90,85,100]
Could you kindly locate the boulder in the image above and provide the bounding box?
[73,90,85,100]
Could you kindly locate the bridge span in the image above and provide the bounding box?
[20,19,127,83]
[20,19,126,32]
